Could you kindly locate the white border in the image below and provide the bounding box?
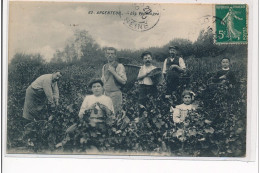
[2,0,259,172]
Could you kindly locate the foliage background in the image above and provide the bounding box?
[7,28,247,156]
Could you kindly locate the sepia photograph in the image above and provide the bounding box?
[6,1,249,157]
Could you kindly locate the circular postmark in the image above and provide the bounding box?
[121,3,160,32]
[198,15,228,42]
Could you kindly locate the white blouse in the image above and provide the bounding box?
[172,104,196,123]
[78,95,114,118]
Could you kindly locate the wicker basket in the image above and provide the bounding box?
[123,64,141,91]
[147,67,162,85]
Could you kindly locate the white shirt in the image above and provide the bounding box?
[162,57,186,74]
[137,65,157,85]
[31,74,59,104]
[78,95,114,118]
[222,67,230,70]
[172,104,195,123]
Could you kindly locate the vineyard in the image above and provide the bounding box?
[7,51,247,157]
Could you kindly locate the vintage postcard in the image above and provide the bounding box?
[4,1,254,160]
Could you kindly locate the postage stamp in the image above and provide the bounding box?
[215,4,247,44]
[5,2,253,160]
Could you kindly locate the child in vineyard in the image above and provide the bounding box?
[212,58,237,87]
[56,79,115,148]
[137,51,158,107]
[78,78,115,125]
[204,57,238,107]
[171,90,196,123]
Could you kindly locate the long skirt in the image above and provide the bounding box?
[23,86,46,121]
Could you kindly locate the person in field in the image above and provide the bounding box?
[171,90,196,123]
[137,51,158,107]
[78,78,114,119]
[101,47,127,114]
[162,46,186,98]
[23,72,62,121]
[212,58,237,86]
[56,79,115,148]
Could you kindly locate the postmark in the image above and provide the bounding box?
[215,4,247,44]
[121,3,161,32]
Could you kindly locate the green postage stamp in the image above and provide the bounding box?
[215,4,247,44]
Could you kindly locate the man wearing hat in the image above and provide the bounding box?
[162,46,186,98]
[137,51,158,107]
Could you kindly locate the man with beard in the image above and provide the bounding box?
[101,47,127,114]
[162,46,186,98]
[137,51,158,107]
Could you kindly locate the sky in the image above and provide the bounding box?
[8,2,214,61]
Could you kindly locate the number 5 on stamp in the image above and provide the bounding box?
[215,4,247,44]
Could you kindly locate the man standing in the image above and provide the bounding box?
[137,51,157,107]
[162,46,186,98]
[23,72,62,121]
[101,47,127,114]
